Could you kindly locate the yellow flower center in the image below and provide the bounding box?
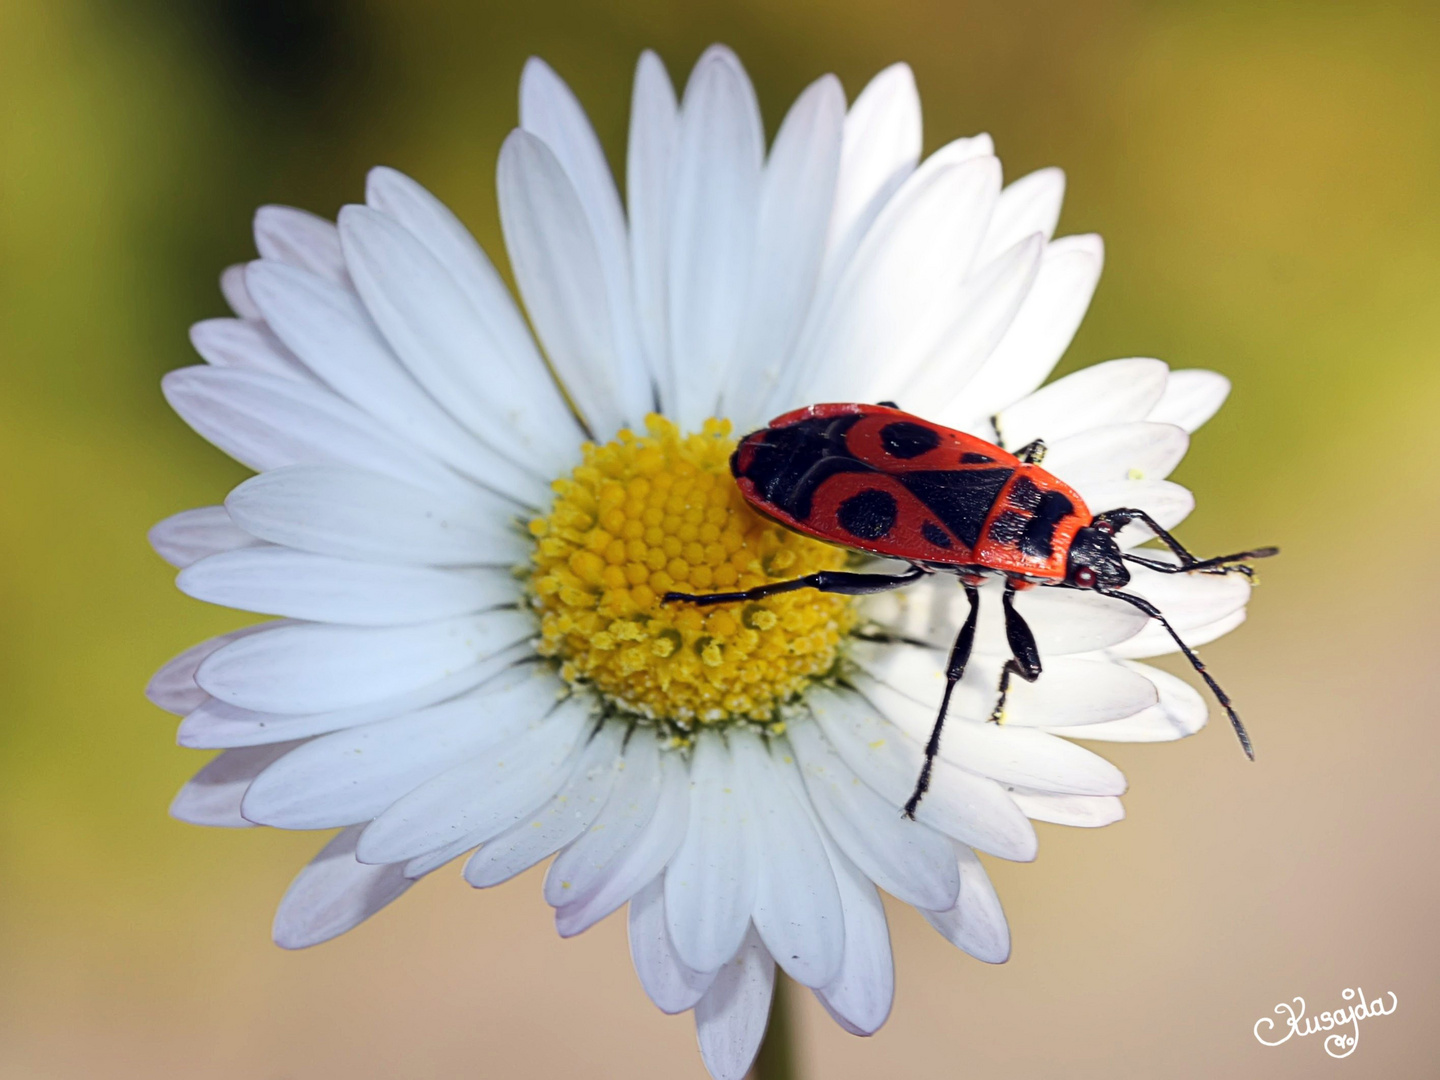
[527,415,855,728]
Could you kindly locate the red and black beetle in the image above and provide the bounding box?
[666,402,1277,817]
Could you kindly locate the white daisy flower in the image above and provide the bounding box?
[149,46,1261,1080]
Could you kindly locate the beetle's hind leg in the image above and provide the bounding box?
[987,578,1042,725]
[903,582,981,820]
[663,564,929,606]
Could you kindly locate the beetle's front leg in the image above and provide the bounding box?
[988,578,1041,724]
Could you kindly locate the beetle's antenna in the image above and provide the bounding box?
[1098,588,1254,760]
[1121,547,1278,576]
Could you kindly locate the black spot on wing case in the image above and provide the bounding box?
[837,488,899,540]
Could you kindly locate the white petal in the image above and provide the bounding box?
[665,730,762,971]
[463,724,625,888]
[851,641,1157,728]
[788,717,959,910]
[736,733,843,988]
[150,505,262,569]
[272,825,412,949]
[197,610,535,715]
[253,206,348,285]
[225,464,527,567]
[178,649,527,749]
[1007,788,1125,827]
[978,167,1065,264]
[246,258,541,503]
[824,62,921,278]
[190,318,312,383]
[996,357,1170,450]
[694,926,775,1080]
[147,623,276,716]
[627,874,717,1014]
[1062,661,1208,741]
[720,74,844,428]
[812,840,894,1037]
[162,366,466,498]
[545,734,663,906]
[1148,369,1230,432]
[170,741,301,827]
[220,263,261,319]
[856,673,1129,796]
[806,686,1036,861]
[921,844,1010,963]
[1079,480,1194,545]
[239,663,562,829]
[626,51,680,407]
[553,749,690,937]
[400,834,478,881]
[783,154,1001,410]
[519,57,631,308]
[178,547,519,625]
[940,234,1104,429]
[896,232,1043,409]
[667,45,764,431]
[935,722,1129,796]
[496,130,647,438]
[1046,422,1189,488]
[337,204,583,475]
[358,694,592,864]
[363,167,566,422]
[520,58,650,427]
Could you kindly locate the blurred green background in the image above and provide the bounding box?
[1,1,1436,1077]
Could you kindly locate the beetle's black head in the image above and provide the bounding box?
[1066,522,1129,590]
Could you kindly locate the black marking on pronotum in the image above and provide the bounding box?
[837,488,898,540]
[960,452,995,464]
[897,468,1013,548]
[1019,490,1075,559]
[1007,474,1043,512]
[880,421,941,459]
[921,521,952,549]
[987,509,1027,547]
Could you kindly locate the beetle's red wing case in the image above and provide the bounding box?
[732,402,1091,578]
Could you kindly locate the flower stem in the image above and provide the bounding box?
[751,972,798,1080]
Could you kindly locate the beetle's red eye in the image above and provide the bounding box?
[1076,567,1096,587]
[1094,520,1114,536]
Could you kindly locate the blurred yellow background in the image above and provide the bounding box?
[1,0,1436,1076]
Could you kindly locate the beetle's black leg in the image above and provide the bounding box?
[1098,587,1254,760]
[876,400,899,409]
[1098,507,1278,573]
[1014,438,1047,465]
[663,564,929,606]
[903,582,981,820]
[987,579,1042,724]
